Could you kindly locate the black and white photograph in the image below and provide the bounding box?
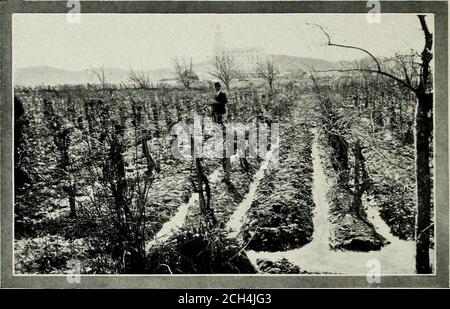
[1,0,448,290]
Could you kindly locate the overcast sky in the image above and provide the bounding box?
[13,13,433,71]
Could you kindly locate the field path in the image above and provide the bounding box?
[226,146,278,238]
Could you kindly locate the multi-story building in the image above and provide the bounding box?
[213,25,265,77]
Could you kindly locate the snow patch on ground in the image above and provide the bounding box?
[226,147,277,238]
[146,154,238,249]
[246,133,434,274]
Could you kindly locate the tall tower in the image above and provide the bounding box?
[213,24,225,57]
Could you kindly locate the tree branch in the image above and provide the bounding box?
[315,67,415,92]
[308,23,382,72]
[417,15,433,94]
[308,22,417,93]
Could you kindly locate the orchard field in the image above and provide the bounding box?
[14,74,433,274]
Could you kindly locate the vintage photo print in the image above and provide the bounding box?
[1,0,448,288]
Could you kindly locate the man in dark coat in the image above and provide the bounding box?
[211,82,227,124]
[211,82,231,182]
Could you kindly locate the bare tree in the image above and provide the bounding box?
[309,15,434,273]
[128,69,152,89]
[91,66,107,89]
[173,57,198,89]
[209,55,238,90]
[256,58,280,93]
[82,99,151,272]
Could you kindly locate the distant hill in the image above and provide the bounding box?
[15,55,340,87]
[14,66,175,87]
[270,55,338,74]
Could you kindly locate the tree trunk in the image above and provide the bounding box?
[330,134,349,185]
[195,158,217,226]
[196,159,206,213]
[111,131,129,223]
[153,109,160,138]
[353,94,358,107]
[59,133,77,218]
[415,92,433,274]
[239,158,250,173]
[142,139,158,175]
[352,140,362,215]
[69,179,77,218]
[222,158,231,183]
[399,98,403,139]
[352,139,370,217]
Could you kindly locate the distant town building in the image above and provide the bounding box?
[213,25,265,77]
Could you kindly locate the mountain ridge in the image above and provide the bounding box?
[15,55,339,86]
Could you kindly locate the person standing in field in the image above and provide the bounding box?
[211,81,227,124]
[210,81,231,183]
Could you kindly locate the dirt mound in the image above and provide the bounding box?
[256,258,306,274]
[242,125,315,251]
[324,147,387,252]
[330,212,386,251]
[147,224,256,274]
